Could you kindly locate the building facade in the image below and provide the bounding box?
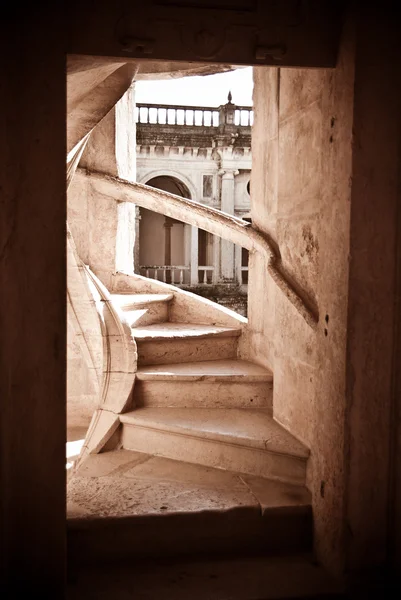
[135,94,252,314]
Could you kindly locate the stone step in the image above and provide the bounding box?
[67,449,312,566]
[68,555,344,599]
[120,408,309,484]
[111,293,173,327]
[132,323,241,365]
[134,359,273,410]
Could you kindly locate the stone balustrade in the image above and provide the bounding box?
[198,265,214,284]
[140,264,220,286]
[140,265,189,285]
[139,264,248,287]
[136,103,253,128]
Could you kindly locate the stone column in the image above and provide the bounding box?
[115,201,136,273]
[220,170,238,280]
[164,217,173,283]
[133,206,141,273]
[114,83,137,276]
[212,235,220,284]
[190,225,199,285]
[78,83,137,287]
[235,244,243,285]
[183,224,191,284]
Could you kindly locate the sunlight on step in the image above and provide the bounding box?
[127,308,147,326]
[66,439,85,470]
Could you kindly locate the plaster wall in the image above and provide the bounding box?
[247,21,355,573]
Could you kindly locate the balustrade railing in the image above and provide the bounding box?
[234,108,254,127]
[140,265,219,285]
[198,266,214,285]
[140,265,189,285]
[136,103,253,128]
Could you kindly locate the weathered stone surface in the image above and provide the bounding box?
[68,451,258,518]
[278,103,323,212]
[136,334,239,366]
[134,358,272,410]
[67,450,312,564]
[120,407,308,484]
[248,19,356,575]
[137,358,272,381]
[241,474,311,515]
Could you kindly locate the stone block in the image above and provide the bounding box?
[278,101,323,213]
[279,68,329,124]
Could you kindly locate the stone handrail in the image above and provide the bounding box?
[84,169,319,328]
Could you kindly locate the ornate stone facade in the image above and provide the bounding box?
[135,94,252,315]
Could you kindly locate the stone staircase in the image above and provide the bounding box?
[67,289,314,575]
[114,291,309,485]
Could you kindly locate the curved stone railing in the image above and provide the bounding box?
[67,225,137,404]
[83,266,137,413]
[67,228,103,427]
[85,169,319,328]
[67,223,137,464]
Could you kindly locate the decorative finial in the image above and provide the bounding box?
[227,90,232,103]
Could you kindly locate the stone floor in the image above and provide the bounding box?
[67,449,310,520]
[67,554,344,599]
[65,445,344,599]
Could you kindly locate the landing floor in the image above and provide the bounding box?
[68,449,310,520]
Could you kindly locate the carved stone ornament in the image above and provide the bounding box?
[181,21,226,59]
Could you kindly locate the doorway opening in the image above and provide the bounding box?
[67,62,274,566]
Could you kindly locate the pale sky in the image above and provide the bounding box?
[135,66,253,107]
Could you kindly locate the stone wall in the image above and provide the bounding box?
[344,8,401,573]
[247,8,401,576]
[247,20,355,574]
[69,86,137,288]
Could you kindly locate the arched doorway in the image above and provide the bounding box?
[139,175,191,284]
